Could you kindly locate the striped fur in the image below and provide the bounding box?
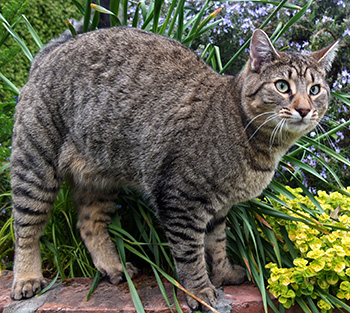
[11,27,337,309]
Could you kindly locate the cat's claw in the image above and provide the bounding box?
[186,285,218,311]
[11,277,48,300]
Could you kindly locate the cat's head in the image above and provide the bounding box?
[242,29,339,147]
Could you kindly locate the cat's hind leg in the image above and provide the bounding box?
[74,187,137,284]
[205,216,246,287]
[10,123,62,300]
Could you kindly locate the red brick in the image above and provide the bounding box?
[0,270,302,313]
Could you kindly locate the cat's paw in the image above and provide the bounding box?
[11,277,48,300]
[186,284,218,311]
[103,262,138,284]
[210,263,246,287]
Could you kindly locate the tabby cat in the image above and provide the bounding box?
[10,26,338,310]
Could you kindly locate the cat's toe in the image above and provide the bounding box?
[11,277,47,300]
[105,263,138,284]
[186,285,218,311]
[106,271,124,285]
[125,262,138,278]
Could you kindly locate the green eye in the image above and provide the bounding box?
[275,80,290,93]
[310,85,320,95]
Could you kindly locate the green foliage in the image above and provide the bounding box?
[264,188,350,312]
[0,0,81,164]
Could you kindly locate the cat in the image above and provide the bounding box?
[10,26,338,310]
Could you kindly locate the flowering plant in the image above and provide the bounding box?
[265,187,350,312]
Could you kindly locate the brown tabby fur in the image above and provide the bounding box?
[10,27,338,310]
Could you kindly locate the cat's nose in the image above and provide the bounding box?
[296,108,310,118]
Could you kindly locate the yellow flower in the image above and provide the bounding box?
[317,299,332,310]
[327,233,339,243]
[309,259,325,272]
[334,263,346,273]
[293,258,308,267]
[342,235,350,246]
[337,281,350,300]
[299,243,309,253]
[325,248,337,257]
[309,238,322,250]
[307,249,325,259]
[265,262,278,269]
[335,246,346,257]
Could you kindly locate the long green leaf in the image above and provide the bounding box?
[159,0,178,35]
[0,14,33,61]
[83,0,92,32]
[273,0,314,43]
[153,0,164,33]
[152,267,174,313]
[21,15,43,48]
[86,270,101,301]
[167,0,185,37]
[110,0,121,26]
[298,136,350,167]
[0,72,20,95]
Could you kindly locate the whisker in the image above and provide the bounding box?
[269,119,285,149]
[278,119,286,146]
[247,114,278,142]
[244,111,276,131]
[316,123,336,148]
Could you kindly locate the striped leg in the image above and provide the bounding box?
[74,188,137,284]
[205,216,246,287]
[10,141,60,299]
[160,208,217,310]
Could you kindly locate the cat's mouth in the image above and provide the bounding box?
[283,117,316,133]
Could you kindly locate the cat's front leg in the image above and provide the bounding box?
[205,216,246,287]
[158,209,217,310]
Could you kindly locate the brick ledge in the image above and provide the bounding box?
[0,270,301,313]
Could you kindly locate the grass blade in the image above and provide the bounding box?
[66,20,78,37]
[153,0,164,33]
[86,270,101,301]
[110,0,121,26]
[21,15,43,48]
[83,0,92,32]
[273,0,314,43]
[1,14,33,62]
[220,0,289,73]
[159,0,178,35]
[0,72,20,95]
[90,0,100,31]
[36,272,59,297]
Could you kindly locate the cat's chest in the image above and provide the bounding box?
[219,161,276,207]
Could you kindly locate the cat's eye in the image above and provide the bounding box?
[275,80,290,93]
[310,85,320,95]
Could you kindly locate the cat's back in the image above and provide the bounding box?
[22,27,222,122]
[30,27,213,84]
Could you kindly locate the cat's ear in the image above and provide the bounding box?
[311,40,339,72]
[249,29,280,72]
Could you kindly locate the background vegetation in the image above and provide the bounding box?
[1,0,350,312]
